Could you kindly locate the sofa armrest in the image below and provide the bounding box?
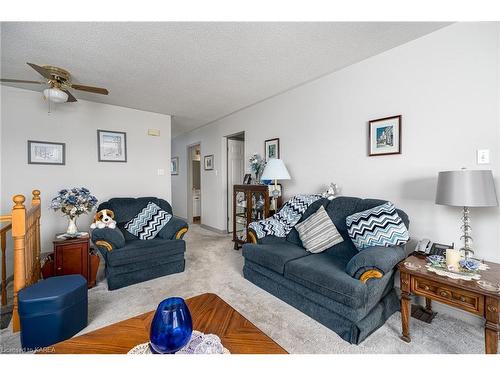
[158,217,189,240]
[345,245,406,283]
[91,227,126,252]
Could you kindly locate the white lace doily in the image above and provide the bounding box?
[425,265,482,281]
[128,330,230,354]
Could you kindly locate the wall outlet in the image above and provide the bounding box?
[157,168,165,176]
[148,129,160,136]
[477,149,490,164]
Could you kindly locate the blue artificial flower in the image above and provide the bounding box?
[58,189,68,195]
[459,258,480,271]
[66,195,78,205]
[81,187,90,193]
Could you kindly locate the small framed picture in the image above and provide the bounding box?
[265,138,280,161]
[171,157,179,175]
[368,115,401,156]
[97,130,127,162]
[243,173,252,184]
[28,140,65,165]
[204,154,214,170]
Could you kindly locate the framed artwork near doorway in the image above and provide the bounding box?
[204,154,214,170]
[264,138,280,161]
[171,157,179,175]
[368,115,401,156]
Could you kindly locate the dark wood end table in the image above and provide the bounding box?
[398,255,500,354]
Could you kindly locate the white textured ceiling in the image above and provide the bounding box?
[1,22,450,136]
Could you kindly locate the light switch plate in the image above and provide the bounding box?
[157,168,165,176]
[477,149,490,164]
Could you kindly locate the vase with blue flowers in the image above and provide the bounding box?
[51,187,98,235]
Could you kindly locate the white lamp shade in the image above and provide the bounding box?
[43,88,68,103]
[260,159,291,181]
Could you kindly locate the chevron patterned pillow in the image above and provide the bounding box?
[346,202,409,251]
[125,202,172,240]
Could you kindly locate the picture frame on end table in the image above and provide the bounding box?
[368,115,401,156]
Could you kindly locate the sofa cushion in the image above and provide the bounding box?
[284,253,367,309]
[346,202,409,251]
[242,241,310,275]
[125,202,172,240]
[286,198,329,246]
[106,238,185,267]
[295,205,343,253]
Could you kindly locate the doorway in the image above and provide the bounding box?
[226,132,245,233]
[187,143,201,224]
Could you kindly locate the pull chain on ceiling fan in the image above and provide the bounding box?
[0,62,109,104]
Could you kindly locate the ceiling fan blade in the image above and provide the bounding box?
[0,78,44,84]
[71,84,109,95]
[27,62,53,80]
[62,89,77,102]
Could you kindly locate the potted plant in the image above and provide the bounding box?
[51,187,98,235]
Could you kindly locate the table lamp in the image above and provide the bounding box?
[260,159,291,198]
[435,169,498,259]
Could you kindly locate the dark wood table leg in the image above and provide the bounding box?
[485,297,499,354]
[400,271,411,343]
[424,297,433,314]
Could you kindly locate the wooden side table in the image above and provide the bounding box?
[398,255,500,354]
[53,235,90,287]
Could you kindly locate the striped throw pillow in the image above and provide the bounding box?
[295,205,343,253]
[346,202,409,251]
[125,202,172,240]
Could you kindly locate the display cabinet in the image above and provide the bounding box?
[232,184,283,250]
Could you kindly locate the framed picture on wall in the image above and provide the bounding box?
[171,157,179,175]
[97,130,127,162]
[264,138,280,161]
[368,115,401,156]
[27,140,65,165]
[204,154,214,170]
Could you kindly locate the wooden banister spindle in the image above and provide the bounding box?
[32,190,41,280]
[1,228,7,306]
[11,194,26,332]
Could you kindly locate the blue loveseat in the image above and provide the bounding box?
[243,196,409,344]
[91,197,188,290]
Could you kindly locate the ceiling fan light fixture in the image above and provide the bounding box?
[43,88,68,103]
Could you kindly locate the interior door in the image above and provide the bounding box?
[227,139,244,233]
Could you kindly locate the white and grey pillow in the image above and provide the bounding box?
[125,202,172,240]
[295,205,343,253]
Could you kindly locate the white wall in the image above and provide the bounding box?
[172,22,500,265]
[1,86,172,276]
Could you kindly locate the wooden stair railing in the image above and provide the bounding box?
[10,190,42,332]
[0,219,12,307]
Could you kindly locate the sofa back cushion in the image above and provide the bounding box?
[98,197,173,240]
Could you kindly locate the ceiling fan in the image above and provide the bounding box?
[0,63,109,103]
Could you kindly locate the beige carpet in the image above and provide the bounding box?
[0,224,486,353]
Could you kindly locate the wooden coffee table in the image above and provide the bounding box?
[41,293,287,354]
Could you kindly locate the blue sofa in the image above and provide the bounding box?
[91,197,188,290]
[243,196,409,344]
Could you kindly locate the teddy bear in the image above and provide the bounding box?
[90,209,117,229]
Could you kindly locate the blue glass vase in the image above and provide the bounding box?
[149,297,193,354]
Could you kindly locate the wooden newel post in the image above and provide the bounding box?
[32,189,41,205]
[12,194,26,332]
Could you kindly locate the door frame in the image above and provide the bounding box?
[225,132,245,233]
[186,142,201,224]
